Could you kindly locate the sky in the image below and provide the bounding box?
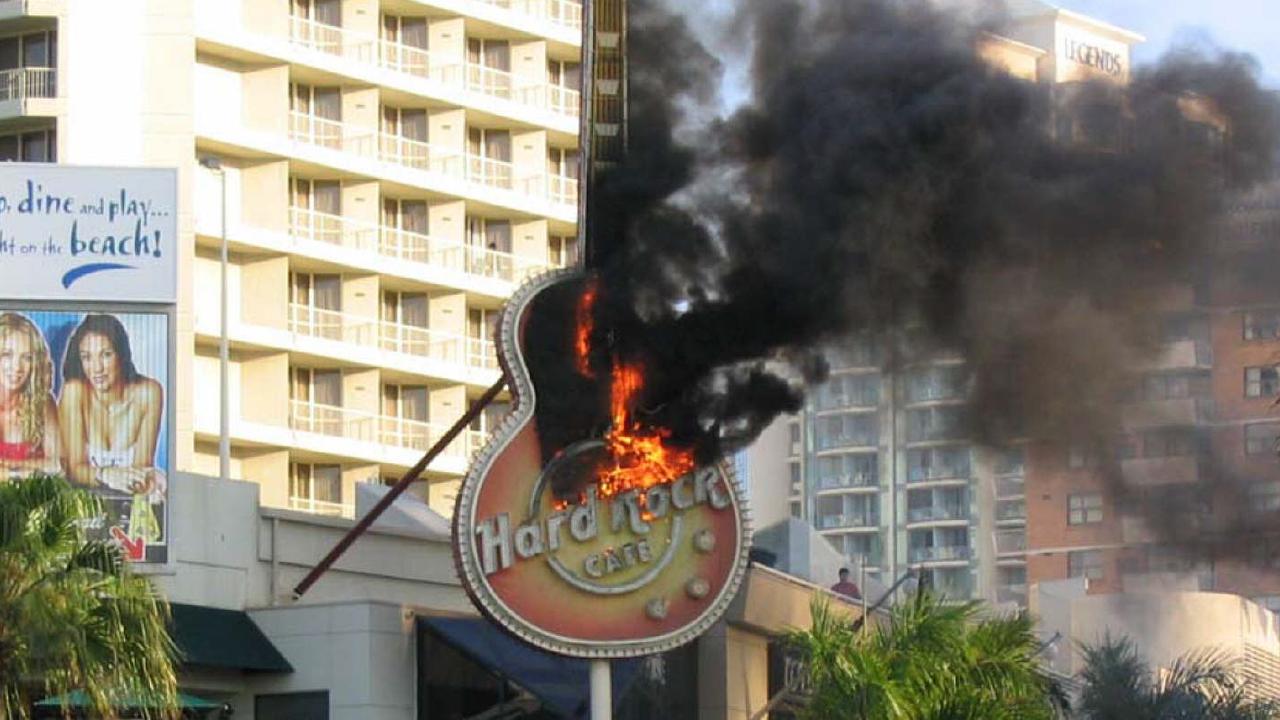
[1063,0,1280,86]
[691,0,1280,112]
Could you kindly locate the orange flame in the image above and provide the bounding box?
[597,361,697,500]
[575,280,597,378]
[569,281,696,502]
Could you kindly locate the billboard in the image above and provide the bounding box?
[0,310,169,561]
[0,165,176,563]
[0,165,176,303]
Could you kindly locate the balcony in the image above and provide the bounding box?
[906,505,968,525]
[0,67,54,101]
[1141,340,1212,370]
[994,529,1027,556]
[288,206,556,285]
[288,304,498,373]
[909,546,971,564]
[1121,398,1213,429]
[906,468,970,486]
[1121,515,1156,544]
[475,0,584,31]
[817,513,879,531]
[1120,455,1201,487]
[815,434,878,452]
[287,112,578,212]
[816,473,878,492]
[285,16,579,121]
[0,66,57,119]
[287,495,353,519]
[994,477,1025,499]
[289,399,485,462]
[996,499,1027,523]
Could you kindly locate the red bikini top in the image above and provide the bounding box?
[0,438,38,461]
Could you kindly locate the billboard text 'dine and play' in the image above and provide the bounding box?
[0,165,176,563]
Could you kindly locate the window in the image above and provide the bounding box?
[380,105,428,167]
[0,129,55,162]
[1246,423,1280,455]
[1244,310,1280,340]
[548,235,579,267]
[1245,366,1280,398]
[905,365,967,403]
[289,83,341,146]
[905,406,964,442]
[0,30,56,70]
[546,59,582,90]
[1068,493,1103,525]
[994,446,1025,476]
[1141,429,1196,458]
[816,453,877,487]
[382,384,428,447]
[817,373,881,410]
[1067,442,1099,470]
[466,38,511,97]
[380,290,428,353]
[288,463,342,512]
[256,691,329,720]
[1248,482,1280,513]
[1067,550,1103,580]
[907,446,970,481]
[816,413,878,449]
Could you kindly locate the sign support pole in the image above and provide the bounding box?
[590,659,611,720]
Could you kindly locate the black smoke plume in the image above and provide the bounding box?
[584,0,1278,475]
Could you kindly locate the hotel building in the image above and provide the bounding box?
[767,1,1280,610]
[0,0,583,519]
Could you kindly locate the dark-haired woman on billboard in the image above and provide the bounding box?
[0,312,62,478]
[58,314,165,509]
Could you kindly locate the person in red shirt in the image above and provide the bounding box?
[830,567,861,600]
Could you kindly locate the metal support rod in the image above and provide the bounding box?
[589,659,611,720]
[218,166,230,485]
[851,569,916,632]
[292,377,507,599]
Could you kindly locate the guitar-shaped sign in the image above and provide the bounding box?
[452,0,752,659]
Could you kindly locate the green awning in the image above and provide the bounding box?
[169,603,293,673]
[35,690,223,710]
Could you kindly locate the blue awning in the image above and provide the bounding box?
[420,616,639,718]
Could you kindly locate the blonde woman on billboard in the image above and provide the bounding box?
[58,313,165,505]
[0,312,62,478]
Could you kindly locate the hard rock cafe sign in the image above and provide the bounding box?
[453,270,752,658]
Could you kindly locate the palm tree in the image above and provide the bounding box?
[787,592,1067,719]
[1078,635,1280,720]
[0,474,179,719]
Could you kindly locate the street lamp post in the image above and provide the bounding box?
[198,157,230,484]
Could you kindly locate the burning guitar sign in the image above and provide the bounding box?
[452,271,752,658]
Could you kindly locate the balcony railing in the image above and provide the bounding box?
[378,132,457,174]
[996,500,1027,522]
[287,206,558,284]
[907,467,970,484]
[909,545,971,563]
[0,67,55,101]
[289,206,379,252]
[994,530,1027,555]
[474,0,583,30]
[815,433,878,451]
[286,304,498,373]
[285,113,570,209]
[817,473,877,490]
[289,111,374,155]
[818,513,878,530]
[285,14,579,119]
[995,477,1025,499]
[287,494,353,518]
[907,505,968,523]
[289,399,485,461]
